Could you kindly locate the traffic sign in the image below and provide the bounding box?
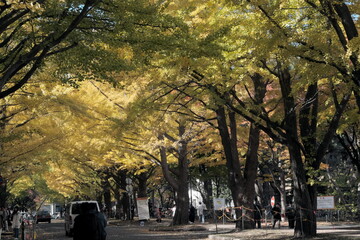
[271,196,275,207]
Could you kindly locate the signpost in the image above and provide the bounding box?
[317,196,335,209]
[136,198,150,220]
[213,198,225,233]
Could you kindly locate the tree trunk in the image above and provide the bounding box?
[113,187,122,219]
[216,108,260,230]
[203,177,213,211]
[159,122,190,225]
[102,177,112,218]
[118,170,130,220]
[199,164,213,211]
[137,172,148,198]
[214,73,265,230]
[279,68,316,237]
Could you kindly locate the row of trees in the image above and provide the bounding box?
[0,0,359,238]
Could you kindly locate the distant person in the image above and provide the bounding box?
[5,207,11,231]
[197,202,207,223]
[156,207,162,223]
[0,207,4,240]
[171,205,176,218]
[73,203,107,240]
[271,203,281,229]
[286,206,295,229]
[189,205,196,223]
[11,206,22,240]
[253,204,262,229]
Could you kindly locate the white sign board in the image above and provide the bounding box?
[213,198,225,210]
[317,196,335,209]
[136,198,150,220]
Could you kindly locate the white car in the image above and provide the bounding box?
[52,212,61,219]
[64,201,100,236]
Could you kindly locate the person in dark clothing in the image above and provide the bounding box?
[189,205,196,223]
[155,207,162,223]
[73,203,107,240]
[271,204,281,229]
[93,208,107,240]
[285,206,295,229]
[253,204,262,229]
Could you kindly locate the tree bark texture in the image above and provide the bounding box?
[279,68,316,237]
[159,122,189,225]
[214,74,265,230]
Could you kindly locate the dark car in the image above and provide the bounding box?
[36,211,51,223]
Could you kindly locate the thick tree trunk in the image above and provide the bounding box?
[137,172,148,198]
[110,167,124,219]
[203,178,213,211]
[173,124,190,225]
[243,123,261,228]
[216,108,260,230]
[214,74,265,230]
[102,178,112,218]
[290,147,316,237]
[118,170,131,220]
[279,68,316,237]
[173,181,189,225]
[159,122,189,225]
[113,187,122,219]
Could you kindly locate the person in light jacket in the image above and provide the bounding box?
[12,206,22,240]
[197,202,207,223]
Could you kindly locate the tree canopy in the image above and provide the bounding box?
[0,0,359,237]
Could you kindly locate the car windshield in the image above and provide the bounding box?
[71,202,98,214]
[38,211,49,215]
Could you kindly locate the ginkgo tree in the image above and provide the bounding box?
[0,1,358,238]
[181,0,358,237]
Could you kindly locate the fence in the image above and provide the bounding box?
[316,209,358,222]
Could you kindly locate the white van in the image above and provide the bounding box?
[64,200,100,236]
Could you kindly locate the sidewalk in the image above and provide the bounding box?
[207,222,360,240]
[2,223,36,240]
[133,218,360,240]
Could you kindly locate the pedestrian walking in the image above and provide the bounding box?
[197,202,207,223]
[73,202,107,240]
[189,205,196,223]
[3,207,9,232]
[271,203,281,229]
[155,207,162,223]
[5,207,11,232]
[11,206,22,240]
[253,204,262,229]
[285,206,295,229]
[0,207,4,240]
[171,205,176,218]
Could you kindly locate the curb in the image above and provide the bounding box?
[208,235,238,240]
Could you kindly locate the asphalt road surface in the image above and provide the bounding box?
[34,220,210,240]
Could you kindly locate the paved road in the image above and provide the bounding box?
[34,220,211,240]
[8,220,360,240]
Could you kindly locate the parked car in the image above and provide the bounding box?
[36,211,51,223]
[52,212,61,219]
[64,201,100,236]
